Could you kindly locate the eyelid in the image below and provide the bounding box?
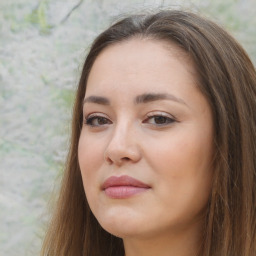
[145,111,176,119]
[84,112,112,127]
[85,112,108,119]
[83,111,177,127]
[143,111,177,126]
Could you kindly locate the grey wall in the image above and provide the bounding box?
[0,0,255,255]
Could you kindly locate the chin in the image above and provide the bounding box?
[96,211,145,238]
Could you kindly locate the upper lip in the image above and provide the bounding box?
[102,175,150,189]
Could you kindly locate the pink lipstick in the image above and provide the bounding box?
[102,175,150,199]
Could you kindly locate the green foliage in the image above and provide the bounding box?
[25,0,52,34]
[50,87,75,109]
[58,89,75,109]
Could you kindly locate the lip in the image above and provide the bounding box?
[102,175,151,199]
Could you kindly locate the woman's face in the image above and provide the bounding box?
[78,38,214,240]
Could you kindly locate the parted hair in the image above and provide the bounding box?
[41,9,256,256]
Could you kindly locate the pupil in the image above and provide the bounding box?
[155,116,166,124]
[98,117,106,124]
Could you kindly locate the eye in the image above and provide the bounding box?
[85,114,112,127]
[143,113,176,126]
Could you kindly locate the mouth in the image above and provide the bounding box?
[101,175,151,199]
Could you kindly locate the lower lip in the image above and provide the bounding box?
[104,186,149,199]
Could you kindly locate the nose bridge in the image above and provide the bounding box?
[104,116,141,165]
[112,117,131,144]
[108,116,135,152]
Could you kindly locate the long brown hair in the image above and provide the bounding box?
[41,10,256,256]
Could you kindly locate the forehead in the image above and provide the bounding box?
[86,38,198,98]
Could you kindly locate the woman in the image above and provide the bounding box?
[41,10,256,256]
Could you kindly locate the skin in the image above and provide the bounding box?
[78,38,214,256]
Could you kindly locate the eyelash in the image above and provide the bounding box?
[84,112,176,128]
[143,113,176,126]
[85,114,111,127]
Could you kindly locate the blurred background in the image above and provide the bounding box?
[0,0,255,255]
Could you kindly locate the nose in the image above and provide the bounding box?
[104,123,142,166]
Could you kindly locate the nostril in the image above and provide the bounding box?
[122,157,130,161]
[104,145,142,165]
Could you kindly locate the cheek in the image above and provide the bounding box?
[149,132,212,177]
[78,132,104,170]
[147,128,213,209]
[78,134,104,197]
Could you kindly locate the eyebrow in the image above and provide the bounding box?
[83,93,187,106]
[83,96,110,105]
[134,93,186,105]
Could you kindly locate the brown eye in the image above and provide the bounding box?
[154,116,169,124]
[85,116,111,127]
[144,114,175,126]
